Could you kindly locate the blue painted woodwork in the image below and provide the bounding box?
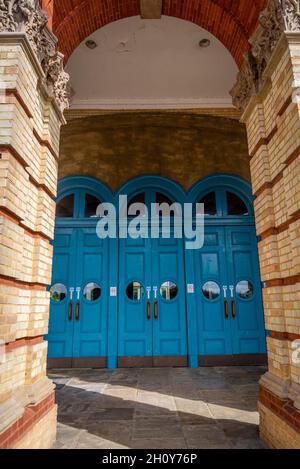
[117,186,187,360]
[47,174,266,368]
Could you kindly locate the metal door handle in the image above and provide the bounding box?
[75,300,80,321]
[231,299,236,320]
[224,299,229,320]
[147,300,151,320]
[154,300,158,320]
[68,301,73,321]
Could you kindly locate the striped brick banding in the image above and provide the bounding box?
[0,392,56,449]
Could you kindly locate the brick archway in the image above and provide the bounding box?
[42,0,267,67]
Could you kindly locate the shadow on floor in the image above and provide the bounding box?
[49,366,267,449]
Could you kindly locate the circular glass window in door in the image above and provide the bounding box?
[236,280,254,299]
[126,281,144,301]
[50,283,67,302]
[83,282,101,301]
[160,281,178,300]
[202,281,221,300]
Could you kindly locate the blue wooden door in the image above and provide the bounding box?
[195,226,232,356]
[48,227,109,366]
[118,189,188,366]
[195,224,266,358]
[118,235,153,363]
[152,236,187,364]
[47,227,77,363]
[72,228,109,365]
[225,226,266,354]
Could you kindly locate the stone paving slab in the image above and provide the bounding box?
[49,366,267,449]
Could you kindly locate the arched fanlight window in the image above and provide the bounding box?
[198,192,217,216]
[155,192,180,217]
[226,192,249,216]
[127,192,146,216]
[56,194,74,218]
[84,193,102,218]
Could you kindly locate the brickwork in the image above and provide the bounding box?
[48,0,267,67]
[242,33,300,448]
[0,34,64,448]
[59,112,251,191]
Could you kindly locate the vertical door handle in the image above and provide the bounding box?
[223,286,229,320]
[224,299,229,320]
[154,300,158,320]
[75,300,80,321]
[75,287,81,321]
[146,300,151,320]
[68,287,74,321]
[68,301,73,321]
[229,285,236,319]
[231,299,236,320]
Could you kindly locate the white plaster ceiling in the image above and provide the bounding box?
[67,15,238,110]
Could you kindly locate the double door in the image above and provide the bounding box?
[118,196,188,366]
[47,226,109,367]
[194,225,266,359]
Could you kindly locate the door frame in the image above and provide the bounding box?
[48,174,266,369]
[186,174,266,367]
[116,175,188,367]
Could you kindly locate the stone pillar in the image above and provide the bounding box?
[0,1,68,449]
[231,0,300,449]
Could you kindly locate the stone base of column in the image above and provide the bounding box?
[0,391,56,449]
[259,402,300,449]
[12,405,57,449]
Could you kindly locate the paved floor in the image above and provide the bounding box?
[49,366,267,449]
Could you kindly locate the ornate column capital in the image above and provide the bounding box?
[0,0,69,112]
[231,0,300,112]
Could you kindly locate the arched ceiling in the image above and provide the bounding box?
[45,0,267,67]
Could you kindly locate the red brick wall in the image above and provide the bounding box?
[47,0,267,65]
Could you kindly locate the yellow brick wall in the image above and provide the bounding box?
[0,36,64,448]
[243,34,300,448]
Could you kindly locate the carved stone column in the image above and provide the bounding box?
[231,0,300,449]
[0,0,68,448]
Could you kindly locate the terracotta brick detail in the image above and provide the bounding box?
[269,330,300,342]
[50,0,267,66]
[265,275,300,288]
[259,386,300,433]
[0,392,55,449]
[0,276,47,291]
[5,335,44,352]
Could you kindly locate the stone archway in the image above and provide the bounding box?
[0,0,299,449]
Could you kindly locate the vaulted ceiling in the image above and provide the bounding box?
[42,0,267,67]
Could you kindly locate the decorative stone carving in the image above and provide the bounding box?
[0,0,69,112]
[230,52,259,111]
[281,0,300,31]
[231,0,300,112]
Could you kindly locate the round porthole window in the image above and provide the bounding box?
[126,282,144,301]
[236,280,254,299]
[50,283,67,302]
[202,281,220,300]
[160,281,178,300]
[83,282,101,301]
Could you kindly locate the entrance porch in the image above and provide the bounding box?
[50,366,266,449]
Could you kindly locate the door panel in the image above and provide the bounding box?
[118,190,188,365]
[72,228,108,359]
[195,227,232,355]
[118,236,152,358]
[152,238,187,358]
[47,228,76,358]
[225,226,266,355]
[48,227,109,366]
